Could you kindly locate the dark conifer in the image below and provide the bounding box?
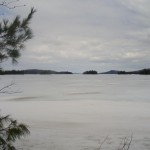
[0,114,30,150]
[0,8,36,63]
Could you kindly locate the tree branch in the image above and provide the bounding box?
[0,0,25,9]
[118,134,133,150]
[96,136,109,150]
[0,82,21,94]
[0,82,14,92]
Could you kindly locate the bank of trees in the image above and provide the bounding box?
[83,70,98,74]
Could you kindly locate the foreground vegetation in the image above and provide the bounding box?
[0,114,30,150]
[0,1,36,149]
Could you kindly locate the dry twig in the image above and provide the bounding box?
[96,136,109,150]
[0,82,21,94]
[118,134,133,150]
[0,0,25,9]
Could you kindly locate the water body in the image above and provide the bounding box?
[0,75,150,150]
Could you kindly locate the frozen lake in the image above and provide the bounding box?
[0,75,150,150]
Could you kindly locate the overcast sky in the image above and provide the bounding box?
[1,0,150,72]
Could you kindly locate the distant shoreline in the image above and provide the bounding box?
[0,68,150,75]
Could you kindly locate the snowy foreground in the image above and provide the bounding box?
[0,75,150,150]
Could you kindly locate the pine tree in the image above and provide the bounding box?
[0,114,30,150]
[0,7,36,64]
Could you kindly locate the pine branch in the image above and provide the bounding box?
[0,7,36,63]
[0,114,30,150]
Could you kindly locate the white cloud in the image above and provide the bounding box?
[1,0,150,72]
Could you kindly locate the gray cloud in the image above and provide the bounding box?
[1,0,150,72]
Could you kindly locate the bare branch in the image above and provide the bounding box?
[0,82,14,92]
[0,82,15,94]
[118,134,133,150]
[126,134,133,150]
[96,136,109,150]
[0,0,25,9]
[0,82,21,94]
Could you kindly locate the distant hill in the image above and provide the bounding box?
[100,68,150,75]
[100,70,119,74]
[24,69,57,74]
[118,68,150,75]
[56,71,73,74]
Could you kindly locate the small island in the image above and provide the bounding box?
[83,70,98,75]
